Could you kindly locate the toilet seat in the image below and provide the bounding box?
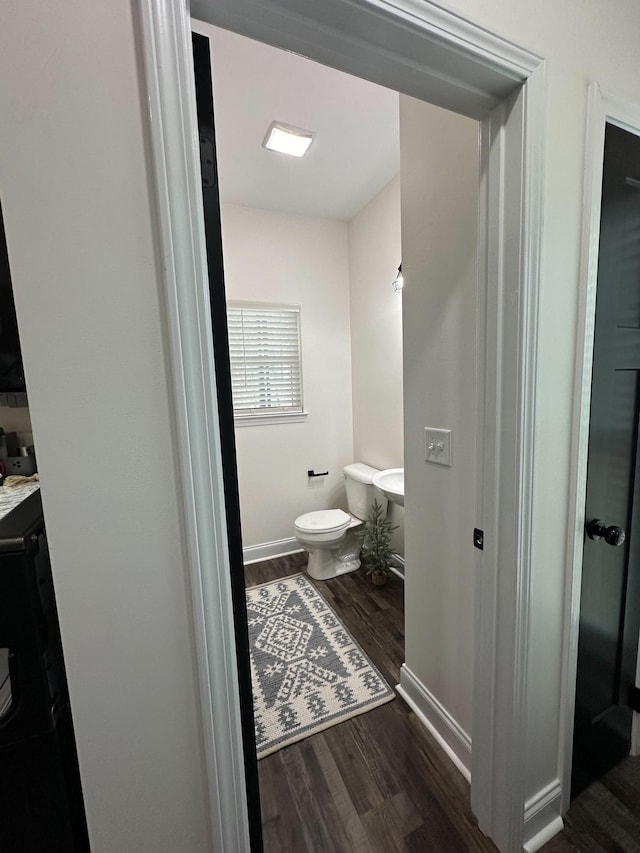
[294,508,351,535]
[293,508,361,580]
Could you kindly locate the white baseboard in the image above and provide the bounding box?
[397,663,471,782]
[389,552,405,580]
[243,538,302,565]
[523,779,564,852]
[389,564,404,580]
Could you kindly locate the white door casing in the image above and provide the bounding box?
[135,1,545,850]
[474,75,546,851]
[134,2,251,851]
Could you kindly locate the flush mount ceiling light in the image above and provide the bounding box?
[262,121,314,157]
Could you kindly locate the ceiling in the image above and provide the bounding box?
[197,22,400,222]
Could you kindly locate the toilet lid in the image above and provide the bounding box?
[294,508,352,534]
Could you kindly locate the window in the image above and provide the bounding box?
[227,302,305,425]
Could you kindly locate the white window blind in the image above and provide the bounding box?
[227,303,303,418]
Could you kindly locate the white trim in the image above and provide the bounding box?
[472,67,547,852]
[389,552,405,580]
[243,538,302,564]
[561,84,640,813]
[523,779,563,851]
[398,664,472,781]
[134,3,250,851]
[138,0,546,849]
[191,0,540,120]
[235,411,308,427]
[388,564,404,581]
[523,818,564,853]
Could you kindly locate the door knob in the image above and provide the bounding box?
[586,518,626,547]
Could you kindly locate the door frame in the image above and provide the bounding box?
[562,84,640,812]
[135,1,545,850]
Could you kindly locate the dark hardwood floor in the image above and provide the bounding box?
[542,755,640,852]
[245,553,497,852]
[245,553,640,851]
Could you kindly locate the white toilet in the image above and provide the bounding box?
[294,463,388,581]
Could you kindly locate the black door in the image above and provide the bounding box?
[572,123,640,796]
[192,32,263,850]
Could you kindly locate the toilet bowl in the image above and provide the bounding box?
[293,463,387,581]
[294,508,361,581]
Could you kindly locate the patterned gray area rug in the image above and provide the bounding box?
[246,573,395,759]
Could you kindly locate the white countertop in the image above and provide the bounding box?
[0,482,40,522]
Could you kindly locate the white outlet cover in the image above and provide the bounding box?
[424,428,452,467]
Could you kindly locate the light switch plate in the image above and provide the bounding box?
[424,428,452,467]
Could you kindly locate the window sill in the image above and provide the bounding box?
[234,411,308,428]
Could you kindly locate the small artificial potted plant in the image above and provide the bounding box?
[360,499,398,586]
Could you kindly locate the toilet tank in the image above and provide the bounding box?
[344,463,388,520]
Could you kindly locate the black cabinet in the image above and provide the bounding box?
[0,491,89,851]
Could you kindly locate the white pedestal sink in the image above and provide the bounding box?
[372,468,404,507]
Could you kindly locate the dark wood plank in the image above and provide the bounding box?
[320,711,392,816]
[569,787,640,850]
[601,752,640,816]
[543,755,640,853]
[244,552,307,589]
[309,733,372,851]
[245,554,496,852]
[258,752,309,852]
[353,701,491,850]
[360,791,423,852]
[279,740,353,852]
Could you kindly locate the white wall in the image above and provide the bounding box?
[348,175,404,549]
[0,3,210,851]
[401,99,479,737]
[349,175,402,469]
[222,180,404,554]
[220,204,354,549]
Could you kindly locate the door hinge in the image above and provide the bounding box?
[199,136,216,189]
[473,528,484,550]
[629,684,640,713]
